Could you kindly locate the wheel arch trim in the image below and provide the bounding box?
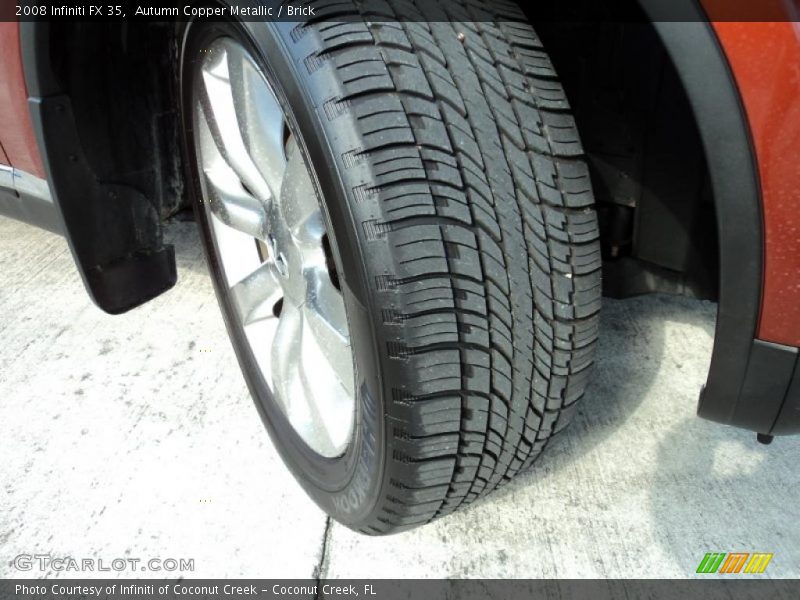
[641,3,769,430]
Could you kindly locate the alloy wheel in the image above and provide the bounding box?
[191,37,356,458]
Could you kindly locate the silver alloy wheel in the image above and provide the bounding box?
[192,38,356,458]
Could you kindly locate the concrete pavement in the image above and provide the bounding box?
[1,216,798,579]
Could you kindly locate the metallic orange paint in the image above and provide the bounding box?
[0,23,45,177]
[713,21,800,347]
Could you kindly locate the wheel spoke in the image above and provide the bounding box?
[198,42,274,203]
[269,302,310,426]
[298,303,355,451]
[197,104,270,239]
[230,261,282,326]
[271,302,353,456]
[230,48,288,197]
[280,138,326,244]
[302,268,354,397]
[271,303,339,453]
[208,212,264,287]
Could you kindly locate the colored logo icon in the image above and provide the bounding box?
[696,552,773,574]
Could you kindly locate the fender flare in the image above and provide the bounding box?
[640,3,765,429]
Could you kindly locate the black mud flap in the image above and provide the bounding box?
[29,94,176,314]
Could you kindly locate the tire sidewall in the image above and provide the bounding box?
[178,17,388,529]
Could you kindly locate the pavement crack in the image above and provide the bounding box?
[312,516,333,594]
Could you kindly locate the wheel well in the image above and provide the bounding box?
[528,1,765,429]
[531,10,720,301]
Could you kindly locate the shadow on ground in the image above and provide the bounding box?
[646,413,800,575]
[480,291,717,501]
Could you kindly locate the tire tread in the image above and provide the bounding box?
[295,0,601,534]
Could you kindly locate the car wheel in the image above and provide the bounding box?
[179,2,601,534]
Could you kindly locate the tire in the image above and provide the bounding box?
[179,0,601,535]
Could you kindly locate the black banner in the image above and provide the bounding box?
[3,0,800,23]
[3,580,800,600]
